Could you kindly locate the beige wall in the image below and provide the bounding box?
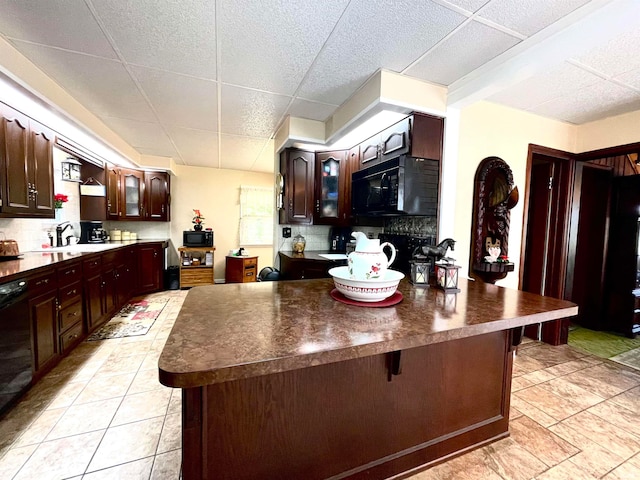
[454,101,577,289]
[577,109,640,153]
[170,165,274,282]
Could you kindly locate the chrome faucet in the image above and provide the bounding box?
[55,222,72,247]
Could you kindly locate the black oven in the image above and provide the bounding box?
[352,156,439,216]
[183,230,214,247]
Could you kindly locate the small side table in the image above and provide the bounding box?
[225,256,258,283]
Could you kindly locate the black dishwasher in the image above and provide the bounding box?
[0,278,32,413]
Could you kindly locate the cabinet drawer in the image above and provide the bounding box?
[59,300,83,332]
[83,256,102,276]
[243,268,256,282]
[59,281,82,309]
[59,321,83,354]
[29,269,56,296]
[57,262,81,286]
[244,257,257,267]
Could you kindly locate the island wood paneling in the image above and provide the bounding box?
[182,330,513,480]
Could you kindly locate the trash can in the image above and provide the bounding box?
[165,265,180,290]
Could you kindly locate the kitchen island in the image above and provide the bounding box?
[159,278,577,480]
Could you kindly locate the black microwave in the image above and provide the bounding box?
[352,156,439,216]
[183,230,214,247]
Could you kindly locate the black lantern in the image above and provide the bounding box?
[409,247,431,286]
[61,157,82,182]
[434,262,461,292]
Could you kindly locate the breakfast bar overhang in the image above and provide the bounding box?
[159,278,577,480]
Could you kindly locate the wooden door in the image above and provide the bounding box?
[283,149,314,224]
[314,150,347,225]
[30,121,55,214]
[138,244,163,293]
[120,168,145,219]
[106,164,120,220]
[0,106,31,214]
[521,149,576,344]
[84,273,104,331]
[144,171,169,221]
[565,162,612,330]
[30,289,59,374]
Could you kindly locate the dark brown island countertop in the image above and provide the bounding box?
[158,278,577,389]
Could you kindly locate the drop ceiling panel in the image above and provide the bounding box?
[11,41,156,122]
[487,62,603,111]
[220,84,291,137]
[255,139,276,173]
[479,0,591,36]
[443,0,491,13]
[0,0,117,58]
[530,79,640,124]
[615,67,640,91]
[167,127,218,167]
[91,0,216,79]
[406,20,520,86]
[99,116,174,152]
[131,66,217,131]
[137,146,179,160]
[288,99,338,122]
[219,134,269,171]
[217,0,349,95]
[573,27,640,78]
[297,0,466,105]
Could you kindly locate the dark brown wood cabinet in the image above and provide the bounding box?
[106,164,120,220]
[120,168,145,220]
[279,252,335,280]
[279,149,315,224]
[0,104,55,218]
[225,256,257,283]
[314,150,350,225]
[358,113,444,169]
[29,286,59,375]
[138,244,164,293]
[144,170,170,221]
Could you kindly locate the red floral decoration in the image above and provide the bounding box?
[54,193,69,209]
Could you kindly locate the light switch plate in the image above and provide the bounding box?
[283,227,291,238]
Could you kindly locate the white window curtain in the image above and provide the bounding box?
[239,186,274,246]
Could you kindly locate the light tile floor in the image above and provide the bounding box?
[1,290,639,479]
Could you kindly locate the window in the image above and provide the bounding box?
[239,186,274,246]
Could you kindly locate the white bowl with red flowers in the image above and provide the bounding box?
[329,266,404,302]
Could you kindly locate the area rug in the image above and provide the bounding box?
[568,325,640,370]
[87,296,169,340]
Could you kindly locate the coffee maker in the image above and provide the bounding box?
[328,227,352,253]
[79,221,107,244]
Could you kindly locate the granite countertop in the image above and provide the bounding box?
[0,239,168,282]
[158,278,578,389]
[279,250,348,261]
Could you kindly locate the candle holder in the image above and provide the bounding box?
[409,247,431,287]
[434,262,461,293]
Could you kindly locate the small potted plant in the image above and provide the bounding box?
[54,193,69,209]
[192,209,205,231]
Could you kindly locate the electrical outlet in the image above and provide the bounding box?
[283,227,291,238]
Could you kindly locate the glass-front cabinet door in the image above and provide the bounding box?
[314,150,348,225]
[120,168,144,219]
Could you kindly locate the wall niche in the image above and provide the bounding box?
[469,157,518,284]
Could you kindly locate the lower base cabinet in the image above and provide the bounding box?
[29,289,60,376]
[138,244,164,293]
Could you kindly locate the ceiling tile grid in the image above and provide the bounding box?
[296,0,467,105]
[405,19,521,86]
[0,0,117,58]
[131,66,218,131]
[478,0,592,36]
[90,0,217,79]
[217,0,350,96]
[220,84,291,137]
[1,0,640,171]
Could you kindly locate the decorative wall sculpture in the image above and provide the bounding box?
[469,157,519,284]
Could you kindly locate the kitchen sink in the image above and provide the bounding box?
[318,253,348,260]
[29,243,123,253]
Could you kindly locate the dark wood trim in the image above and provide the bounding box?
[577,141,640,162]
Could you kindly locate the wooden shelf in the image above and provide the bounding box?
[179,246,215,288]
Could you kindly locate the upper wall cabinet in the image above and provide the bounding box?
[314,150,350,226]
[0,104,55,218]
[105,165,170,222]
[358,113,444,168]
[144,170,170,221]
[279,149,315,224]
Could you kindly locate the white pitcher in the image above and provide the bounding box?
[347,232,397,280]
